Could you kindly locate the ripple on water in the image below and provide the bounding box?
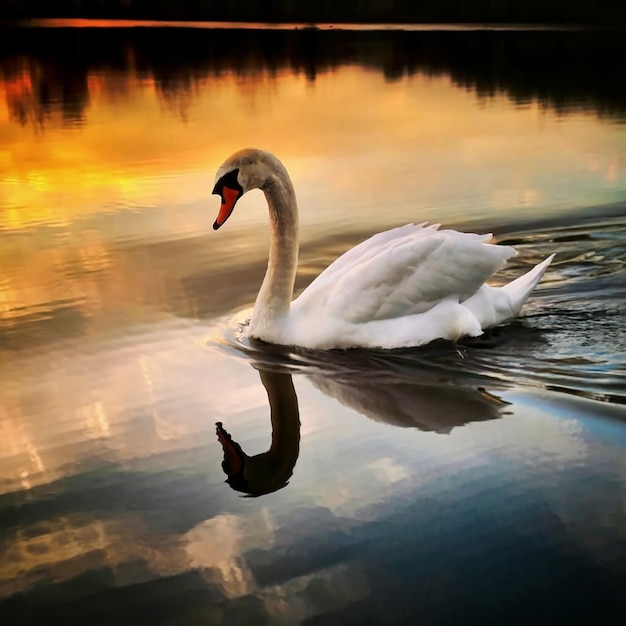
[208,215,626,408]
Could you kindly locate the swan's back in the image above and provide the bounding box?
[293,223,516,324]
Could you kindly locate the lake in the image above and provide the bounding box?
[0,23,625,625]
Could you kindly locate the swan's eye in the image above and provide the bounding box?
[212,168,242,200]
[212,168,243,230]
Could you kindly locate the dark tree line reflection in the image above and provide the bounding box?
[1,27,625,128]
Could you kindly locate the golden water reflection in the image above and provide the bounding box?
[2,59,625,346]
[2,63,625,222]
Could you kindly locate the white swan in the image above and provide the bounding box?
[212,148,554,349]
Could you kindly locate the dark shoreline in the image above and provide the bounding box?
[0,0,625,27]
[0,19,608,32]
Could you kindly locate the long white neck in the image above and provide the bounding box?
[249,165,299,341]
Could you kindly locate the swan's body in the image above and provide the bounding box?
[212,148,554,349]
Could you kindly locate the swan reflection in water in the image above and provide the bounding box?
[216,362,510,496]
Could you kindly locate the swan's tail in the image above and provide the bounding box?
[502,253,555,314]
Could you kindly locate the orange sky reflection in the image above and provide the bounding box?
[0,61,625,358]
[2,65,623,231]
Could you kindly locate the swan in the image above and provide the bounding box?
[212,148,554,349]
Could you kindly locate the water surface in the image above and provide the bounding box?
[0,25,625,625]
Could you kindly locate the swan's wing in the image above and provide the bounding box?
[293,224,516,323]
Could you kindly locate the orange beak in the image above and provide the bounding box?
[213,186,242,230]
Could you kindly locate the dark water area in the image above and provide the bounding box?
[1,23,625,626]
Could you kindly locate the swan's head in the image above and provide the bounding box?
[211,148,288,230]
